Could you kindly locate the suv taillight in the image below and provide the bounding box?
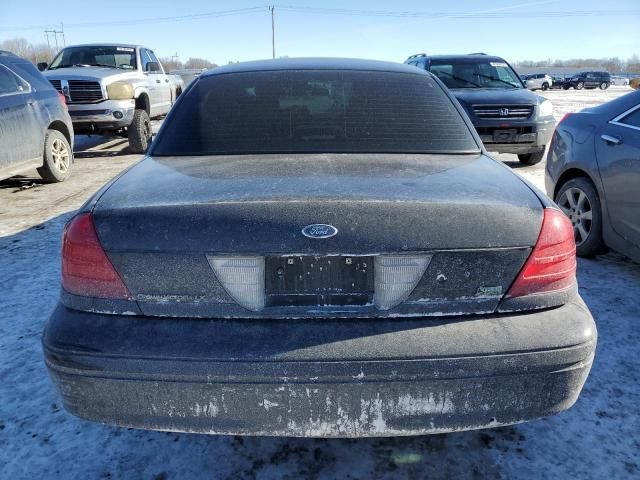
[505,208,576,298]
[62,213,132,299]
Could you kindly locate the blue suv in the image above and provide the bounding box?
[405,53,555,165]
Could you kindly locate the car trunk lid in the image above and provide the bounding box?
[89,153,542,318]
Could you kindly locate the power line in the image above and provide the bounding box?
[277,6,640,19]
[1,6,638,32]
[43,23,64,50]
[0,6,268,31]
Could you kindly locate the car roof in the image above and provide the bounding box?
[590,89,640,115]
[0,51,31,66]
[423,55,509,63]
[201,58,427,77]
[61,43,145,49]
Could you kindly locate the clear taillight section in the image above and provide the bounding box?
[62,213,132,299]
[208,256,266,311]
[373,255,431,310]
[505,208,576,298]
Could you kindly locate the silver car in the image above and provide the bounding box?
[523,73,553,91]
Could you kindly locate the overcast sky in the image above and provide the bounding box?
[1,0,638,64]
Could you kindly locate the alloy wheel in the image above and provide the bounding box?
[557,187,593,246]
[51,138,70,173]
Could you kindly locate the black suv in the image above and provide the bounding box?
[405,53,555,165]
[563,71,611,90]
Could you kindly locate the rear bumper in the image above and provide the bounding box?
[43,298,596,437]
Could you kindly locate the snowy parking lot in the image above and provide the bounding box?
[1,86,639,479]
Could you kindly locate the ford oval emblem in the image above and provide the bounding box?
[301,224,338,239]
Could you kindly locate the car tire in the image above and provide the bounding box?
[563,84,571,90]
[37,129,72,183]
[555,177,606,257]
[599,82,609,90]
[542,82,549,91]
[517,150,545,165]
[576,81,584,90]
[128,109,152,154]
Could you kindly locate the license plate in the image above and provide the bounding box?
[265,256,374,307]
[493,129,517,142]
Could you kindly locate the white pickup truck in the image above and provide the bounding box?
[41,44,184,153]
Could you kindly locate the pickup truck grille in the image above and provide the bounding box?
[472,104,534,120]
[48,79,104,103]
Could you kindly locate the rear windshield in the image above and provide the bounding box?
[152,70,479,156]
[429,60,523,89]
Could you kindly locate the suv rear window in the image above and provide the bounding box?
[152,70,479,156]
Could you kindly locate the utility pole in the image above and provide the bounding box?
[44,23,65,52]
[269,5,275,59]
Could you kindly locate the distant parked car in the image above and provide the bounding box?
[546,89,640,261]
[405,53,555,165]
[0,51,74,183]
[523,73,553,91]
[550,74,567,89]
[611,75,630,86]
[563,71,611,90]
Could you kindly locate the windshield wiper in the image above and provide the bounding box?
[435,71,481,88]
[89,63,118,69]
[49,63,92,69]
[475,73,520,88]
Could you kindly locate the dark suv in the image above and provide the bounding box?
[405,53,555,165]
[563,71,611,90]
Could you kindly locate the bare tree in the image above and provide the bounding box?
[0,37,57,64]
[183,57,217,70]
[159,56,183,72]
[514,55,640,73]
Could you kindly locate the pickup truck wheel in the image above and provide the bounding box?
[599,82,609,90]
[37,130,72,183]
[576,81,584,90]
[128,109,152,154]
[563,84,571,90]
[517,150,545,165]
[555,178,605,257]
[542,82,549,91]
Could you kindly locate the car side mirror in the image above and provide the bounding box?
[37,62,48,71]
[145,62,161,73]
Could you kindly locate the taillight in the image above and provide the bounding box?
[558,112,572,124]
[505,208,576,298]
[62,213,132,299]
[207,256,265,311]
[57,91,67,111]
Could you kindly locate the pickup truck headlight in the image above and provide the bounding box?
[106,82,134,100]
[538,100,553,117]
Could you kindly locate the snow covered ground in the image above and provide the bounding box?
[1,87,638,479]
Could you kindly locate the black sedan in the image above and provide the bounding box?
[43,59,595,437]
[0,51,74,182]
[546,89,640,262]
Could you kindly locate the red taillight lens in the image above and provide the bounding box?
[506,208,576,298]
[558,112,572,124]
[57,92,67,111]
[62,213,132,299]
